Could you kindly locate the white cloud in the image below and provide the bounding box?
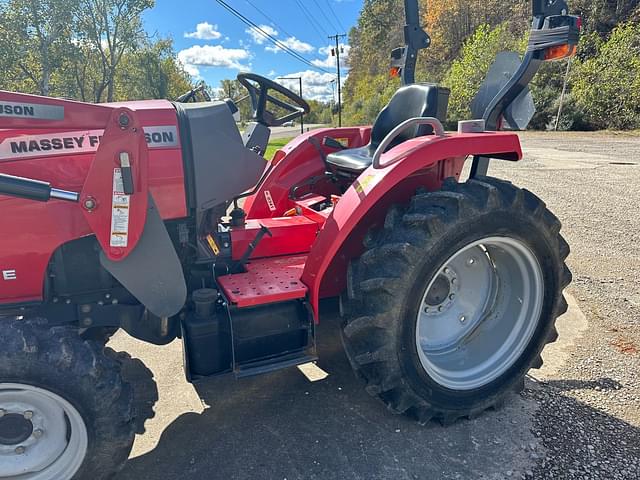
[266,36,315,54]
[177,45,251,72]
[246,25,278,45]
[185,22,222,40]
[277,70,340,102]
[312,44,351,68]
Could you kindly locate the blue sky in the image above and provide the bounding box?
[143,0,363,102]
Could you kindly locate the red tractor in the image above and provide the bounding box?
[0,1,580,478]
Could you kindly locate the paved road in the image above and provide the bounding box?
[111,131,640,480]
[269,123,327,139]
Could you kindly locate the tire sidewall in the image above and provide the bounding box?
[397,209,561,411]
[0,324,134,480]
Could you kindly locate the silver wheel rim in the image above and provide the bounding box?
[0,383,88,480]
[415,236,544,390]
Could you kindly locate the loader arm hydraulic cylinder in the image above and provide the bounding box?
[0,173,79,202]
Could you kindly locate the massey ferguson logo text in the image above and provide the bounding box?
[11,135,101,154]
[1,103,35,117]
[0,126,179,160]
[0,101,64,120]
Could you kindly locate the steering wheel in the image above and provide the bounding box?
[237,72,310,127]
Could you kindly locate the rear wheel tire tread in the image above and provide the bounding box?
[342,176,571,424]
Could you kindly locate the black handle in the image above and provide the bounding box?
[0,173,51,201]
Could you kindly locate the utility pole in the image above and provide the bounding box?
[278,76,304,134]
[329,33,347,127]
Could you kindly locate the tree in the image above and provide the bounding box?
[571,22,640,130]
[114,38,192,101]
[442,23,524,122]
[2,0,78,95]
[75,0,154,102]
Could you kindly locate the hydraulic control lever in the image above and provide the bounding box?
[0,173,79,202]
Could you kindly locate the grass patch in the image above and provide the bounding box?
[265,137,294,160]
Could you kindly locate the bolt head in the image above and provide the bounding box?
[23,411,33,420]
[444,267,450,274]
[33,429,44,439]
[449,293,456,300]
[438,306,444,312]
[467,258,476,266]
[15,446,26,455]
[459,316,466,323]
[83,198,97,211]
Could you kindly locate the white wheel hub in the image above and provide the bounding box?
[0,384,88,479]
[416,236,544,390]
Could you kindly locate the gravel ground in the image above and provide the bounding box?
[491,132,640,479]
[110,131,640,479]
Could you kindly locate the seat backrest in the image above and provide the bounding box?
[369,84,450,153]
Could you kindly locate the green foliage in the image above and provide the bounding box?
[0,0,194,103]
[343,0,640,131]
[571,22,640,130]
[442,23,524,122]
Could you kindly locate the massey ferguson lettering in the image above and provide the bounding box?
[1,104,35,117]
[11,135,101,154]
[0,126,179,161]
[0,101,64,120]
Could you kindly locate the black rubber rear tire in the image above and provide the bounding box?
[341,176,571,424]
[0,319,135,479]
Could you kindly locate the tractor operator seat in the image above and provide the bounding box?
[326,84,449,174]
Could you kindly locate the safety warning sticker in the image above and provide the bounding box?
[110,168,130,248]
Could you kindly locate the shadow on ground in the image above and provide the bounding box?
[113,313,640,480]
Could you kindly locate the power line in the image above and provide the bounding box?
[215,0,331,74]
[323,0,347,32]
[243,0,297,41]
[311,0,340,33]
[293,0,330,40]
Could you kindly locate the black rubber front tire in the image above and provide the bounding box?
[342,177,571,424]
[0,319,135,479]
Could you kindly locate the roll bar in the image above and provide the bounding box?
[394,1,580,174]
[470,0,580,177]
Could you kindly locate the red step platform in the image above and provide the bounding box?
[217,255,308,307]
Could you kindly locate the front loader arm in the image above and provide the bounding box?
[0,92,187,318]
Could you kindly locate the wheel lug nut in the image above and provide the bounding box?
[449,293,456,300]
[15,446,26,455]
[33,429,44,439]
[23,411,33,420]
[438,306,444,312]
[0,409,6,417]
[444,267,450,274]
[451,278,457,284]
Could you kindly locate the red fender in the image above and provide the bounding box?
[300,131,523,319]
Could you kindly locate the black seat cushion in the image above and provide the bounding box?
[327,84,448,174]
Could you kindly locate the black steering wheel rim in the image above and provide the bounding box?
[237,72,310,127]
